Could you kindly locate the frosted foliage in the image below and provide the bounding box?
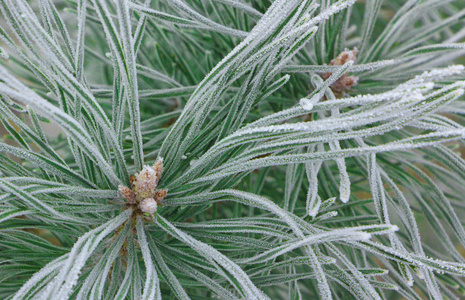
[413,65,465,82]
[2,0,465,299]
[306,152,323,217]
[157,215,270,300]
[0,68,122,187]
[12,210,131,299]
[334,156,351,203]
[136,218,161,300]
[0,47,8,59]
[300,60,354,110]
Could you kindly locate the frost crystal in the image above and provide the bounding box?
[413,65,465,83]
[118,157,167,215]
[0,47,8,60]
[300,97,315,110]
[140,198,157,214]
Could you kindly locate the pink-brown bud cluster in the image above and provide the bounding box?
[321,48,359,94]
[118,157,167,215]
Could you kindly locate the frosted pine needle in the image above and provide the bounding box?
[2,0,465,299]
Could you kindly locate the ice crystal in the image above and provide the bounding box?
[140,198,158,214]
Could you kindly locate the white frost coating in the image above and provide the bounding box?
[214,190,304,237]
[337,162,350,203]
[315,211,338,222]
[133,166,157,200]
[75,224,129,300]
[300,97,315,110]
[307,0,357,26]
[101,0,144,171]
[306,165,322,217]
[147,243,191,300]
[409,90,426,102]
[245,81,434,130]
[355,240,465,276]
[157,215,270,300]
[45,91,56,98]
[241,80,448,138]
[329,141,351,203]
[140,198,158,214]
[197,82,462,175]
[40,210,131,299]
[210,0,262,18]
[0,47,8,59]
[6,0,74,71]
[194,126,465,184]
[1,180,89,223]
[12,255,68,300]
[305,145,323,218]
[237,230,373,264]
[0,67,122,186]
[266,25,318,80]
[390,225,400,232]
[136,218,161,300]
[13,211,131,299]
[162,0,248,37]
[410,65,465,83]
[454,88,465,98]
[285,59,396,73]
[159,0,360,171]
[3,0,129,181]
[301,60,354,109]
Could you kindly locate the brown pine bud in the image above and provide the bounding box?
[133,166,157,200]
[320,48,359,94]
[331,75,359,93]
[118,185,136,204]
[129,174,136,188]
[330,48,358,66]
[154,189,167,203]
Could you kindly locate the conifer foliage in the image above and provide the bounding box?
[1,0,465,299]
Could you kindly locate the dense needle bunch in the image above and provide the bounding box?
[1,0,465,299]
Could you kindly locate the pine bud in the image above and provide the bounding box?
[118,185,136,204]
[152,157,164,185]
[154,189,167,203]
[140,198,157,214]
[133,166,157,200]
